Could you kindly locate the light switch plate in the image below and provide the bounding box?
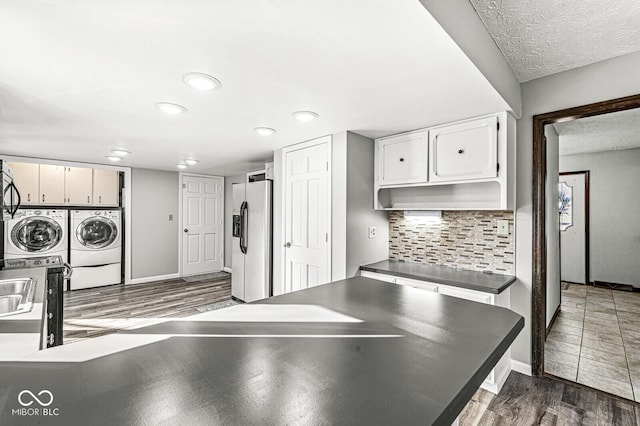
[368,226,377,239]
[497,220,509,236]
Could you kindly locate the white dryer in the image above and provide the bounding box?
[70,209,122,290]
[4,210,68,262]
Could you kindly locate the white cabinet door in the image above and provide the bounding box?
[65,167,93,205]
[360,271,396,284]
[378,131,428,186]
[93,169,119,206]
[438,285,494,304]
[8,162,39,205]
[39,165,66,205]
[395,277,439,293]
[429,115,498,183]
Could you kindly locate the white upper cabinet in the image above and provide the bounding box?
[6,162,120,206]
[377,130,428,186]
[374,112,516,211]
[39,164,66,205]
[93,169,119,206]
[66,166,93,205]
[429,115,498,183]
[8,162,39,205]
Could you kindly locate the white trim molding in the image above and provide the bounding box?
[510,360,532,376]
[223,267,232,274]
[130,273,180,285]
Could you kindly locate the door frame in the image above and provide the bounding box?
[280,135,332,292]
[558,171,590,286]
[531,93,640,376]
[178,172,225,278]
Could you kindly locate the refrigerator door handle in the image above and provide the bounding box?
[240,201,248,254]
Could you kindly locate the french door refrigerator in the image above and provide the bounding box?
[231,180,272,302]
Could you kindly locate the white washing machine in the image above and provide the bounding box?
[4,210,68,262]
[70,209,122,290]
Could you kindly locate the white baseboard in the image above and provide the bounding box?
[510,360,532,376]
[130,273,180,285]
[223,267,232,274]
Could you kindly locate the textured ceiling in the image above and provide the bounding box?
[554,108,640,156]
[469,0,640,82]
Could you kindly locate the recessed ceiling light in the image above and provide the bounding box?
[184,159,199,166]
[176,164,188,169]
[254,127,277,136]
[292,111,319,122]
[110,149,130,156]
[105,156,123,162]
[156,102,188,115]
[183,73,222,91]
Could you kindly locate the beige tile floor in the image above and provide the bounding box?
[545,282,640,401]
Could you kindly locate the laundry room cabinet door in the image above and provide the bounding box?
[39,165,66,205]
[65,167,93,205]
[93,169,119,206]
[7,162,39,205]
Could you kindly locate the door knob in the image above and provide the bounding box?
[184,229,188,233]
[285,242,291,248]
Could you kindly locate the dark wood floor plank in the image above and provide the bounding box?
[461,372,640,426]
[63,274,232,343]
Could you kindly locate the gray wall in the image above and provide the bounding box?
[545,126,560,327]
[332,133,348,281]
[513,51,640,366]
[224,174,245,269]
[345,132,389,277]
[560,148,640,287]
[131,168,179,279]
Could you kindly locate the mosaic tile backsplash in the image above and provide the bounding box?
[388,210,514,274]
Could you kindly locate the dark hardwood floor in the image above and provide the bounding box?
[63,273,231,343]
[460,372,640,425]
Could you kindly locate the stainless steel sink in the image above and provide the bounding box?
[0,278,35,317]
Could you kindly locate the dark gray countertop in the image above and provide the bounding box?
[0,277,523,425]
[361,259,516,294]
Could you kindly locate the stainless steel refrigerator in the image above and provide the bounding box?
[231,180,272,302]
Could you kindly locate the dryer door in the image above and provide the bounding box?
[11,217,63,253]
[76,217,117,249]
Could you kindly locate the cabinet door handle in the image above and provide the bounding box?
[399,157,405,162]
[87,195,90,203]
[27,193,31,202]
[42,194,45,203]
[99,195,102,203]
[458,149,464,154]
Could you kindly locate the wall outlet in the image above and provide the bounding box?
[168,214,174,222]
[497,220,509,236]
[368,226,377,239]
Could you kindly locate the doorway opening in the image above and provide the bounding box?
[532,93,640,401]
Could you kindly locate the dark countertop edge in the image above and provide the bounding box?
[437,315,525,425]
[359,264,516,295]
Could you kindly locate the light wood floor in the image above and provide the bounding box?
[460,372,640,425]
[63,273,231,344]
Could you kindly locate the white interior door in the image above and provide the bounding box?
[182,175,223,276]
[560,173,587,284]
[284,141,330,292]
